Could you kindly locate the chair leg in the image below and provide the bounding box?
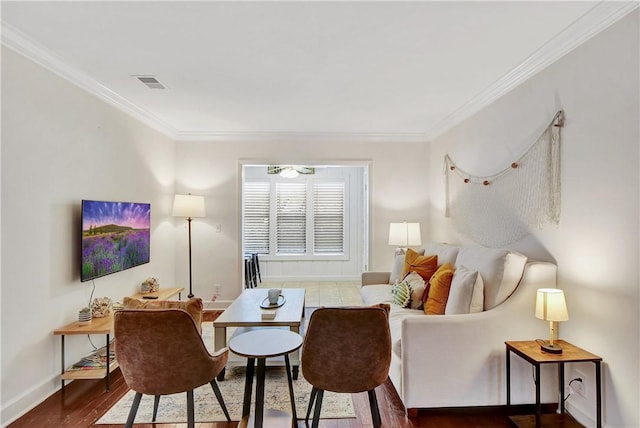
[152,395,160,421]
[209,379,231,421]
[125,392,143,428]
[305,386,318,422]
[368,389,382,428]
[311,389,324,428]
[186,390,195,428]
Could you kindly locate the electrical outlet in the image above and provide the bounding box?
[570,369,587,398]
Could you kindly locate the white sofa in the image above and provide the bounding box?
[361,242,558,412]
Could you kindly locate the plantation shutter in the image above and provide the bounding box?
[243,182,270,256]
[313,182,345,254]
[276,182,307,254]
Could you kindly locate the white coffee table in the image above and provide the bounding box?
[213,288,305,380]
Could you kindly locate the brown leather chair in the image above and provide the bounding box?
[302,305,391,428]
[114,309,231,428]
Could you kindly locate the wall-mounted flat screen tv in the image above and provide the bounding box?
[81,200,151,282]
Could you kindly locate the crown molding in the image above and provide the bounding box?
[426,1,640,141]
[3,1,638,143]
[1,22,180,138]
[173,129,428,143]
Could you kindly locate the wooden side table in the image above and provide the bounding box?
[229,329,303,428]
[53,287,184,392]
[53,315,116,391]
[506,340,602,428]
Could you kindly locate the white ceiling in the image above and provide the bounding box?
[1,1,636,141]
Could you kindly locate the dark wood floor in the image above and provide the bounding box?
[8,368,515,428]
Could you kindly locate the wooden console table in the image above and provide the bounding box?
[53,287,184,392]
[506,340,602,428]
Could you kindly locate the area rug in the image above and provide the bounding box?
[96,365,355,424]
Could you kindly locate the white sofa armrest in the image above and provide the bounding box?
[361,271,391,286]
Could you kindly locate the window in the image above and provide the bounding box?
[243,182,270,255]
[313,182,345,254]
[243,178,346,258]
[276,182,306,255]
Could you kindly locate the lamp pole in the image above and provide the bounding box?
[187,216,194,298]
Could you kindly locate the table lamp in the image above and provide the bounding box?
[173,193,206,298]
[535,288,569,354]
[388,222,422,249]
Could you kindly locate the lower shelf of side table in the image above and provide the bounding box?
[60,360,119,381]
[238,408,292,428]
[509,413,584,428]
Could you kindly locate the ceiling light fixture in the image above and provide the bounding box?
[279,167,299,179]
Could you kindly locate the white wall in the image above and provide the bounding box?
[174,140,430,302]
[0,47,177,425]
[428,12,639,428]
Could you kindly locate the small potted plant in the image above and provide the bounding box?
[78,307,92,325]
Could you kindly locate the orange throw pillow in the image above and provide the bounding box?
[424,263,455,315]
[402,248,438,282]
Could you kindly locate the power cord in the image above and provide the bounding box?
[564,377,583,401]
[87,280,97,350]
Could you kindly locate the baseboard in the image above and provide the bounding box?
[565,401,595,427]
[1,373,59,427]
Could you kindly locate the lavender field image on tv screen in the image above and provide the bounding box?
[81,200,150,282]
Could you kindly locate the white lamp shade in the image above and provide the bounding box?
[172,194,206,218]
[535,288,569,321]
[388,222,422,246]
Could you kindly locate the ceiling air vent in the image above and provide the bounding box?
[135,76,166,89]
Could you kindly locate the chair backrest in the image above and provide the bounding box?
[122,297,203,333]
[302,306,391,394]
[114,309,227,395]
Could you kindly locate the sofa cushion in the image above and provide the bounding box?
[424,263,455,315]
[454,247,527,310]
[445,266,484,314]
[122,297,203,333]
[424,242,460,266]
[402,249,438,282]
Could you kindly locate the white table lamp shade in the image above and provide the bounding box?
[172,194,206,218]
[535,288,569,322]
[388,222,422,246]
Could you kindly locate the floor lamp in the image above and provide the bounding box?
[173,194,206,299]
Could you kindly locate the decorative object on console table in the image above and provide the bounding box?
[140,276,159,293]
[388,221,422,250]
[535,288,569,354]
[91,297,113,318]
[172,193,206,299]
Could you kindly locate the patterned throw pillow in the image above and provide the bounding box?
[402,271,427,309]
[391,280,412,308]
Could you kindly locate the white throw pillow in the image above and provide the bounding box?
[445,266,484,314]
[455,247,527,310]
[403,271,427,309]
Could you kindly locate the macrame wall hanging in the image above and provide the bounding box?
[445,110,564,247]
